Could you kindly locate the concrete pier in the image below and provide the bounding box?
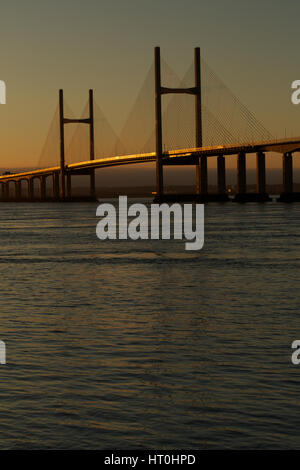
[283,152,293,193]
[15,181,21,200]
[233,152,247,202]
[196,155,229,202]
[237,152,246,194]
[234,151,271,202]
[195,155,227,202]
[66,174,72,199]
[255,151,271,201]
[199,155,208,195]
[90,172,95,198]
[28,179,34,200]
[217,155,226,194]
[279,152,300,201]
[40,176,46,200]
[256,152,266,193]
[2,182,8,200]
[53,173,59,200]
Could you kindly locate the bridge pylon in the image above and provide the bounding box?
[154,46,203,201]
[59,89,95,200]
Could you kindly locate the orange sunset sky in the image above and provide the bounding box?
[0,0,300,173]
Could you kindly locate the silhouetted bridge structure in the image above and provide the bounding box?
[1,47,300,203]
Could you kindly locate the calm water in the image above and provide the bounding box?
[0,200,300,450]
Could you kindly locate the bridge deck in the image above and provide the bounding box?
[1,137,300,182]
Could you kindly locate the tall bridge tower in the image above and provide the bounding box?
[154,46,204,200]
[59,89,95,199]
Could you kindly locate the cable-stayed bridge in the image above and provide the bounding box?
[1,47,300,203]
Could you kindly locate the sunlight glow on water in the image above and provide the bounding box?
[0,201,300,449]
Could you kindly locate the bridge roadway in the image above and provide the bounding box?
[1,136,300,180]
[0,136,300,201]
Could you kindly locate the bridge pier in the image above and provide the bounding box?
[28,178,34,200]
[195,154,229,202]
[24,180,30,200]
[217,156,226,195]
[279,152,300,201]
[283,152,293,193]
[234,151,271,202]
[52,173,59,200]
[60,173,66,200]
[205,155,230,201]
[4,182,9,200]
[233,152,246,202]
[256,152,266,193]
[1,182,7,201]
[66,173,72,199]
[15,181,21,200]
[255,151,271,201]
[196,155,207,199]
[237,151,246,194]
[90,171,95,198]
[40,176,46,200]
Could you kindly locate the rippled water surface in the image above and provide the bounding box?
[0,201,300,449]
